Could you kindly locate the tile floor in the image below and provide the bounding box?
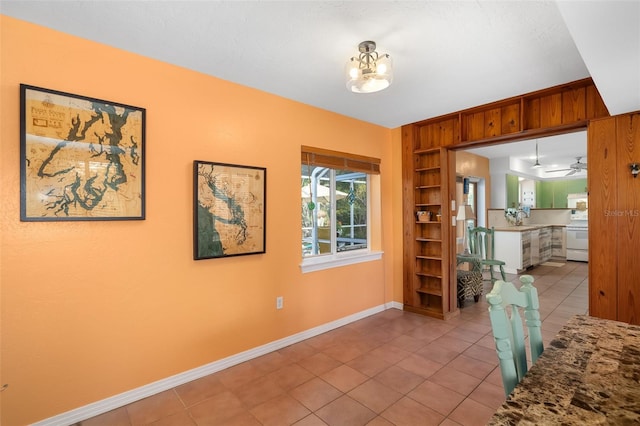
[80,260,588,426]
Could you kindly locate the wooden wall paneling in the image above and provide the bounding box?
[447,150,458,314]
[524,97,541,130]
[562,86,586,123]
[616,114,640,324]
[484,108,501,138]
[586,85,610,119]
[402,78,611,321]
[539,93,563,128]
[402,125,418,307]
[588,117,618,320]
[464,112,485,142]
[501,103,520,135]
[440,118,459,147]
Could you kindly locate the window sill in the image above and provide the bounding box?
[300,250,383,273]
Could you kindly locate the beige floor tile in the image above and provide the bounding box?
[447,397,496,426]
[174,374,227,407]
[292,414,329,425]
[468,380,506,410]
[250,394,311,426]
[187,390,246,425]
[126,390,184,425]
[347,378,403,413]
[297,352,342,376]
[346,352,391,377]
[407,380,466,416]
[446,354,495,380]
[232,375,284,408]
[428,366,482,396]
[81,407,130,426]
[290,377,342,411]
[79,262,587,426]
[395,353,444,379]
[320,364,369,393]
[315,395,377,426]
[266,363,315,390]
[147,410,196,426]
[374,365,424,395]
[381,396,445,426]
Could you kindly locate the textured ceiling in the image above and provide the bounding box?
[1,1,638,175]
[3,1,637,130]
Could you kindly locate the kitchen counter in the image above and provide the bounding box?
[493,224,566,232]
[489,315,640,425]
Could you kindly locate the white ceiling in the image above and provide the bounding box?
[464,130,587,180]
[2,1,638,131]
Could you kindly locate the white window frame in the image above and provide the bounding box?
[300,169,382,273]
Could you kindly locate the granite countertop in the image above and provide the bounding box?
[489,315,640,425]
[493,224,566,232]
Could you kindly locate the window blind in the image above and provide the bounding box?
[301,146,380,174]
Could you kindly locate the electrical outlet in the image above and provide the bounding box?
[276,296,283,310]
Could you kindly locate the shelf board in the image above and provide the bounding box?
[416,287,443,297]
[403,304,445,320]
[415,203,442,207]
[416,237,442,242]
[416,272,442,279]
[415,185,441,189]
[415,167,440,172]
[416,255,441,261]
[413,148,440,154]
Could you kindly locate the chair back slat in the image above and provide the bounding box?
[486,275,543,397]
[469,226,506,282]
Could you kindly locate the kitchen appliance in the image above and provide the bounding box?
[566,193,588,262]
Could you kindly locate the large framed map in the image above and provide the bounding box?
[20,84,145,221]
[194,161,266,260]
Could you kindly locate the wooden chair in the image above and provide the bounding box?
[486,275,544,397]
[468,226,506,283]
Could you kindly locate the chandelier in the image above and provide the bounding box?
[345,41,393,94]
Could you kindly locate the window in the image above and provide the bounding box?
[301,146,381,272]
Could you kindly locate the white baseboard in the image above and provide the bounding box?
[32,303,402,426]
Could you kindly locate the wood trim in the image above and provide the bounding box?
[588,117,618,320]
[616,113,640,324]
[402,78,613,320]
[301,145,380,174]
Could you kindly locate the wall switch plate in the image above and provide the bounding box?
[276,296,283,310]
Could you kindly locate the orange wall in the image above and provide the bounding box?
[0,16,402,424]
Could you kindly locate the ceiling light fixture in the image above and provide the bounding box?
[531,143,542,168]
[346,41,393,94]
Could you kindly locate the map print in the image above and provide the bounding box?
[21,86,144,220]
[195,162,265,259]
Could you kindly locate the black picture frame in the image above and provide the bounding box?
[194,160,266,260]
[20,84,145,221]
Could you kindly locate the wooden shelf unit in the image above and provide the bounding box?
[402,135,456,319]
[401,78,610,321]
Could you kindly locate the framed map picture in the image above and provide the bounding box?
[194,161,266,260]
[20,84,145,221]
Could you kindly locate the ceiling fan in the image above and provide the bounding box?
[546,157,587,176]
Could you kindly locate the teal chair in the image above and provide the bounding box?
[486,275,543,397]
[469,226,506,283]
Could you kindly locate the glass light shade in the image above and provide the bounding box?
[345,54,393,94]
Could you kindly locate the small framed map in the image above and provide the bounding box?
[194,161,266,260]
[20,84,145,221]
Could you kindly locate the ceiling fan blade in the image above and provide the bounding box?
[546,168,571,173]
[565,169,577,176]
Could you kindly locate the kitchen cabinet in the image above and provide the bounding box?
[551,226,566,257]
[494,226,553,273]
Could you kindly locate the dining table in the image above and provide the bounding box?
[489,314,640,425]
